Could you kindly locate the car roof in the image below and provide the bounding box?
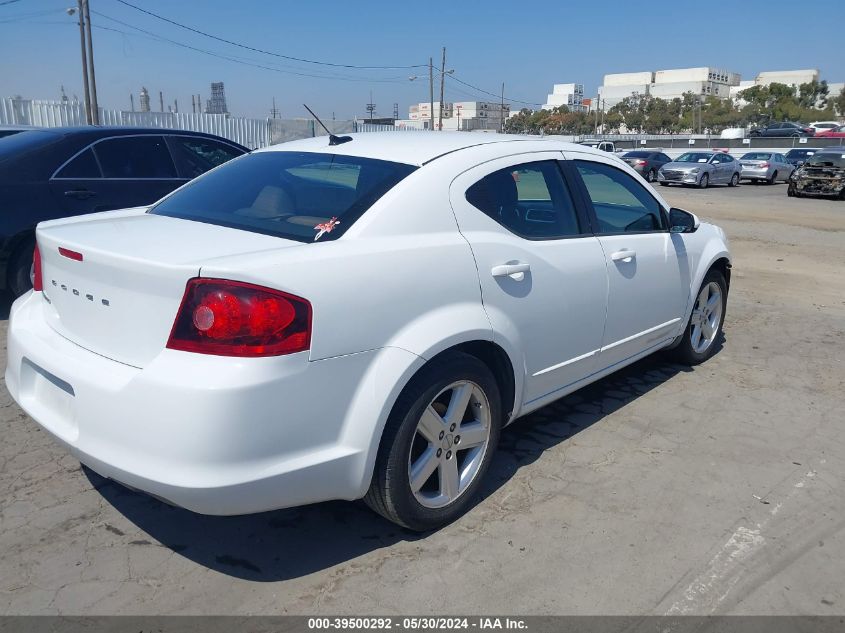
[18,126,248,148]
[254,132,608,166]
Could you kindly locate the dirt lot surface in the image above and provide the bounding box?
[1,182,843,615]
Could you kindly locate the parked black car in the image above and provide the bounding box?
[748,122,815,138]
[787,147,845,199]
[784,148,820,169]
[0,127,247,295]
[620,150,672,182]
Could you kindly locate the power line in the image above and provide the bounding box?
[91,11,410,84]
[113,0,427,70]
[447,74,540,106]
[0,0,23,6]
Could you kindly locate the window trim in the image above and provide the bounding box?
[463,158,590,242]
[50,133,243,181]
[569,158,669,236]
[52,146,102,180]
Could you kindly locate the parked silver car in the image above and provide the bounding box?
[658,151,741,188]
[739,152,795,184]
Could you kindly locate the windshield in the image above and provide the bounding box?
[623,151,650,158]
[741,153,772,160]
[805,152,845,169]
[675,153,713,163]
[150,151,417,242]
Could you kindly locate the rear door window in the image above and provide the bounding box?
[54,148,101,178]
[150,151,417,242]
[167,136,245,178]
[94,136,177,179]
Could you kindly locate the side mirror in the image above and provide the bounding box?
[669,207,700,233]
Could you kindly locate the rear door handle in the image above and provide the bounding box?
[64,189,97,200]
[491,262,530,280]
[610,250,636,262]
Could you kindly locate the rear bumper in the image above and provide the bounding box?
[740,167,772,179]
[5,292,416,514]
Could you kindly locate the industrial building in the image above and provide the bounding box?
[596,67,741,108]
[206,81,228,115]
[541,83,586,112]
[397,101,510,131]
[729,69,830,102]
[139,86,150,113]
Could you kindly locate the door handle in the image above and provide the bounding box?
[64,189,96,200]
[610,250,636,262]
[491,262,530,280]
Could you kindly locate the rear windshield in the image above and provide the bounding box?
[741,153,772,160]
[623,151,650,158]
[150,151,417,242]
[805,152,845,168]
[0,130,62,162]
[786,149,815,158]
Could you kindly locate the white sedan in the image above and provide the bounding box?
[5,133,731,531]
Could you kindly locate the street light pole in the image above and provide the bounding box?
[74,2,91,124]
[438,47,446,131]
[429,57,434,132]
[82,0,99,125]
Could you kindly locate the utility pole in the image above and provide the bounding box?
[500,82,505,133]
[159,91,164,112]
[366,91,376,122]
[130,93,134,112]
[429,57,434,132]
[174,98,178,114]
[82,0,99,124]
[438,47,446,131]
[270,97,279,119]
[75,1,91,124]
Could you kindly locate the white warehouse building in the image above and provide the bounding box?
[541,83,586,112]
[596,67,741,108]
[397,101,510,131]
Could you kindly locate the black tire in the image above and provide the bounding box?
[729,172,739,187]
[364,351,502,531]
[7,238,35,298]
[767,171,777,185]
[660,182,669,187]
[787,185,796,197]
[646,169,656,183]
[698,173,709,189]
[668,269,727,366]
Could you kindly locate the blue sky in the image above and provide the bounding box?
[1,0,843,119]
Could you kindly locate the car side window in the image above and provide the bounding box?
[54,147,101,179]
[722,154,734,162]
[167,136,244,178]
[575,160,666,234]
[94,136,177,179]
[465,160,581,239]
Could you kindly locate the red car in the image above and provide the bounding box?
[815,125,845,138]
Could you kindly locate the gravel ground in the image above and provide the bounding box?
[1,181,843,615]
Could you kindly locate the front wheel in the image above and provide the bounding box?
[787,185,796,197]
[669,270,727,365]
[365,351,502,531]
[646,169,656,183]
[729,173,739,187]
[698,173,709,189]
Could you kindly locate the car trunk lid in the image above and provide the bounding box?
[36,210,301,368]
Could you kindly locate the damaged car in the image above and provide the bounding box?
[787,148,845,199]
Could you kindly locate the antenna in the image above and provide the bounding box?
[303,104,352,145]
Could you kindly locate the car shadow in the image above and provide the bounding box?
[87,338,724,583]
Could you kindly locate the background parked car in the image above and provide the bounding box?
[815,125,845,138]
[0,124,39,139]
[738,152,795,184]
[748,122,815,138]
[658,151,741,188]
[620,150,672,182]
[0,127,247,296]
[809,121,842,135]
[579,140,616,152]
[788,147,845,199]
[784,148,819,168]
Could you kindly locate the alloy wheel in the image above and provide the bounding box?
[689,282,723,354]
[408,380,491,509]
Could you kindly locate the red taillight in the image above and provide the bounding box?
[760,162,770,168]
[32,244,43,292]
[166,278,311,357]
[635,160,647,166]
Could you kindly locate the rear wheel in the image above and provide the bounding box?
[767,171,778,185]
[698,173,709,189]
[7,238,34,298]
[365,351,502,531]
[729,173,739,187]
[669,269,727,365]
